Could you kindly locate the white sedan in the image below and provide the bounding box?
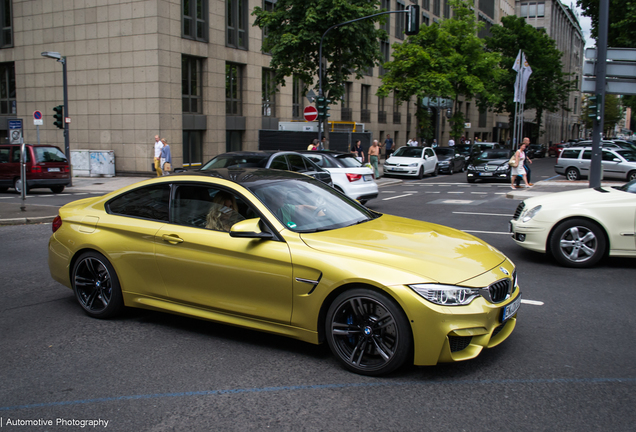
[384,146,439,179]
[509,180,636,267]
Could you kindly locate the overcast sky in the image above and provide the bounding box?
[575,5,594,49]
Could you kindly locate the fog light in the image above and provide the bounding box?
[516,233,526,242]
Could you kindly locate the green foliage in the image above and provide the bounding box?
[485,16,573,138]
[252,0,386,102]
[582,93,623,135]
[378,0,502,141]
[577,0,636,48]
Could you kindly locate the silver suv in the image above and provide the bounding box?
[554,146,636,181]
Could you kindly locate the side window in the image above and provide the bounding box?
[172,185,248,232]
[602,151,617,161]
[287,154,308,172]
[11,147,29,163]
[107,185,170,222]
[582,150,592,160]
[0,147,9,162]
[560,149,580,159]
[305,154,324,167]
[269,156,288,170]
[425,148,434,158]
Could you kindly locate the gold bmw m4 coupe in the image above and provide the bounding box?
[48,168,521,375]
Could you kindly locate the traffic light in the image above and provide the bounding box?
[317,96,331,120]
[587,94,602,122]
[405,4,420,35]
[53,105,64,129]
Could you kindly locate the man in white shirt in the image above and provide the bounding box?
[448,138,455,147]
[154,135,164,176]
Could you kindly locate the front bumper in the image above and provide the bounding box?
[509,218,550,253]
[466,169,510,181]
[383,165,421,176]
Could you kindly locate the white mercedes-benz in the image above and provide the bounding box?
[509,180,636,267]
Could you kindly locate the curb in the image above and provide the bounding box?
[0,214,57,226]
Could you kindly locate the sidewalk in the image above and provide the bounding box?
[0,174,621,226]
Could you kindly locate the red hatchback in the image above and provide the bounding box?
[548,142,567,158]
[0,144,71,193]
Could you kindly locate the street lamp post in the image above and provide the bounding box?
[41,51,71,186]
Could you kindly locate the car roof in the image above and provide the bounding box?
[169,168,314,185]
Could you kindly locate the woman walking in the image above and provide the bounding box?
[511,139,531,189]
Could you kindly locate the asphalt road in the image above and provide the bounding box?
[1,158,635,431]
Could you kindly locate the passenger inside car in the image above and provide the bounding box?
[205,191,245,232]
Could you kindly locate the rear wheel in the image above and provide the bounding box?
[550,218,606,268]
[627,171,636,182]
[50,185,65,194]
[72,251,124,318]
[325,288,411,376]
[565,167,580,181]
[13,178,29,194]
[448,165,454,175]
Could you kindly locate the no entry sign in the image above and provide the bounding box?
[303,105,318,122]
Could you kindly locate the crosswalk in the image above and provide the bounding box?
[380,183,511,201]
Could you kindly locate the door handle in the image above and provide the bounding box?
[162,234,184,244]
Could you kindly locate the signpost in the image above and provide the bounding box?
[303,105,318,122]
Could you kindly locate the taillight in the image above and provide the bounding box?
[30,166,42,173]
[52,215,62,233]
[63,166,70,173]
[346,173,362,182]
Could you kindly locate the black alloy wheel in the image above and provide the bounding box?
[325,288,411,376]
[72,251,124,318]
[550,218,606,268]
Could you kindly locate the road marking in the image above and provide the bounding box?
[74,193,89,196]
[403,191,419,193]
[383,194,413,200]
[471,192,488,194]
[425,191,440,194]
[454,211,511,217]
[521,299,544,306]
[443,199,473,204]
[448,191,464,194]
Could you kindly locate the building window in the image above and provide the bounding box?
[422,0,430,11]
[262,0,275,53]
[361,85,371,123]
[479,0,495,19]
[393,95,401,124]
[226,130,242,152]
[183,0,208,42]
[395,1,405,40]
[380,39,390,75]
[443,0,450,19]
[182,56,202,113]
[227,0,248,49]
[478,107,487,128]
[226,63,242,116]
[378,96,387,124]
[0,0,12,48]
[422,13,430,26]
[433,0,440,18]
[341,82,352,121]
[183,130,203,167]
[520,2,545,18]
[574,97,578,115]
[292,75,303,119]
[465,102,470,122]
[381,0,390,34]
[262,69,276,117]
[0,62,15,114]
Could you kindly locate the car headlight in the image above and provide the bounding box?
[496,164,509,172]
[467,164,474,170]
[408,163,419,167]
[409,284,480,306]
[439,161,449,165]
[520,205,542,222]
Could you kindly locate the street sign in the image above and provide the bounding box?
[582,77,636,95]
[585,47,636,61]
[303,105,318,122]
[33,110,43,125]
[8,119,23,144]
[584,60,636,79]
[306,89,317,103]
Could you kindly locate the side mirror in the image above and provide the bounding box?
[230,218,274,239]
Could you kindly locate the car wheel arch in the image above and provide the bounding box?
[546,216,609,259]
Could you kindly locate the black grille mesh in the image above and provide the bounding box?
[492,324,505,338]
[449,336,472,352]
[512,202,525,220]
[489,279,510,303]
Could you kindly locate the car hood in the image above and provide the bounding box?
[299,214,506,285]
[522,186,632,213]
[385,156,423,165]
[436,154,453,162]
[472,158,508,166]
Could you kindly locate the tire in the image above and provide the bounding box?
[72,251,124,319]
[325,288,412,376]
[13,178,29,194]
[549,218,606,268]
[565,167,580,181]
[431,165,439,177]
[627,171,636,182]
[448,165,454,175]
[50,185,65,194]
[417,166,424,180]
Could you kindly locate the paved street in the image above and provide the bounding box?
[1,158,635,431]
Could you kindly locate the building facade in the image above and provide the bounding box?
[0,0,582,174]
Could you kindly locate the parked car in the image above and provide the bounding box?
[554,146,636,181]
[526,144,546,158]
[510,179,636,267]
[0,144,71,194]
[48,168,521,376]
[298,150,378,204]
[548,142,568,158]
[434,147,466,174]
[200,151,332,186]
[383,146,439,179]
[466,149,513,183]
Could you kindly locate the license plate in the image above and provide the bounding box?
[501,294,521,322]
[363,175,373,181]
[479,172,493,176]
[48,168,61,172]
[389,167,405,172]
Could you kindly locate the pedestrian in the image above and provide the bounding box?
[368,140,380,178]
[432,139,438,148]
[320,137,327,150]
[448,137,455,147]
[160,138,172,175]
[514,137,534,187]
[153,134,164,177]
[351,140,365,163]
[307,139,318,151]
[384,134,394,159]
[511,138,532,189]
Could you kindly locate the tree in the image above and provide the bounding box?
[577,0,636,48]
[378,0,502,143]
[485,16,573,142]
[253,0,386,112]
[582,94,623,135]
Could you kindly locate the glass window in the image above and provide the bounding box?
[422,0,430,11]
[582,150,592,160]
[381,0,391,34]
[0,62,15,114]
[172,185,247,231]
[287,154,309,172]
[433,0,440,17]
[262,68,276,117]
[270,155,288,170]
[292,75,303,119]
[262,0,275,53]
[33,146,67,163]
[602,151,618,161]
[0,0,12,48]
[226,63,242,115]
[226,130,242,153]
[182,56,202,113]
[183,0,208,42]
[227,0,248,49]
[380,39,390,76]
[107,185,171,222]
[395,1,405,39]
[561,149,581,159]
[183,130,203,167]
[443,0,450,19]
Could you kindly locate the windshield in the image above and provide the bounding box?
[34,146,67,163]
[335,155,364,168]
[248,179,377,232]
[479,150,510,160]
[615,150,636,162]
[617,179,636,194]
[435,148,455,157]
[201,155,268,170]
[392,147,423,158]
